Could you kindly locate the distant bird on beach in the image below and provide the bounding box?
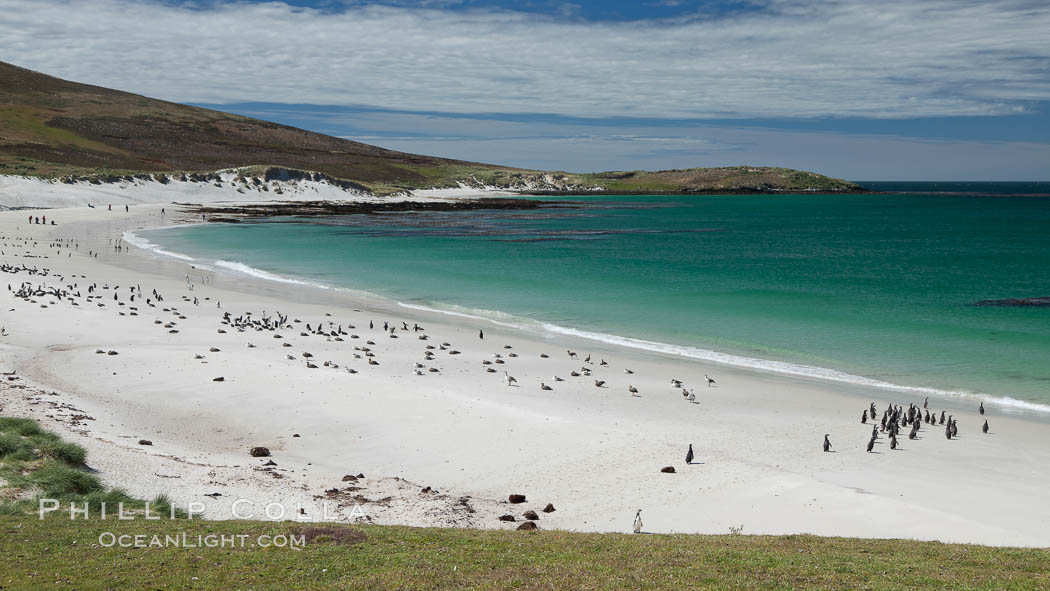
[983,419,989,434]
[624,369,634,375]
[633,510,643,534]
[866,437,875,453]
[823,434,831,452]
[567,350,577,359]
[705,374,716,387]
[541,382,553,391]
[862,410,868,424]
[594,380,605,387]
[628,385,640,397]
[503,372,517,386]
[686,444,695,464]
[979,402,985,415]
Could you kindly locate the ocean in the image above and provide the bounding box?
[133,183,1050,409]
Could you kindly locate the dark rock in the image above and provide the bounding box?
[212,376,225,382]
[542,503,556,513]
[516,521,538,531]
[499,514,516,522]
[137,439,153,446]
[263,460,277,466]
[509,494,527,504]
[661,466,676,473]
[357,473,365,478]
[523,510,539,520]
[249,446,271,457]
[973,297,1050,308]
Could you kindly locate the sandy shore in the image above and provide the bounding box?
[2,199,1050,546]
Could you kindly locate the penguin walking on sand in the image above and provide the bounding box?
[633,509,643,534]
[979,402,985,415]
[939,411,946,425]
[866,437,875,453]
[479,329,484,340]
[890,434,898,450]
[983,419,989,434]
[686,444,694,464]
[862,410,868,424]
[924,396,929,409]
[823,434,832,452]
[945,424,952,440]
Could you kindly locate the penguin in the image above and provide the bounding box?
[939,411,946,425]
[951,420,958,437]
[870,402,877,417]
[923,396,929,409]
[823,434,831,453]
[686,444,694,464]
[979,402,985,415]
[982,419,989,434]
[871,425,878,439]
[632,509,643,534]
[866,437,875,453]
[862,410,868,424]
[945,424,952,440]
[890,434,898,450]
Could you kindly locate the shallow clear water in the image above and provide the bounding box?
[139,185,1050,406]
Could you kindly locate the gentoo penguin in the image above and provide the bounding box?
[633,510,643,534]
[983,419,989,434]
[686,444,695,464]
[979,402,985,415]
[823,434,832,452]
[866,437,875,453]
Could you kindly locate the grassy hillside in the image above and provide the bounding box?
[0,416,1047,589]
[0,61,866,195]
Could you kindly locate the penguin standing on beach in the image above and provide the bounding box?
[890,434,898,450]
[979,402,985,415]
[823,434,832,452]
[633,510,643,534]
[686,444,694,464]
[940,411,946,425]
[862,410,868,424]
[866,437,875,453]
[479,329,484,340]
[983,419,989,434]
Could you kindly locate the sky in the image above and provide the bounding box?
[1,0,1048,180]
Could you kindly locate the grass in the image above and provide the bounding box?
[0,417,182,518]
[0,419,1048,589]
[1,516,1048,590]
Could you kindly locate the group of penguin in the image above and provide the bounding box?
[823,398,990,453]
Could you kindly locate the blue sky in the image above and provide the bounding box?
[2,0,1048,180]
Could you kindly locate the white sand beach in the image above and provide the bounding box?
[2,186,1050,547]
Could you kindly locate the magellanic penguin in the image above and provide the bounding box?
[823,434,832,452]
[866,437,875,453]
[983,419,989,434]
[862,410,868,424]
[979,402,985,415]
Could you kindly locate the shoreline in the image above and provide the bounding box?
[3,200,1050,547]
[130,221,1050,419]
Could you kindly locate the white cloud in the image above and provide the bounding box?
[1,0,1048,120]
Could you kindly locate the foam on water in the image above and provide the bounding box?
[123,230,196,261]
[397,302,1050,414]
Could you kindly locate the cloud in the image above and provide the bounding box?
[1,0,1048,120]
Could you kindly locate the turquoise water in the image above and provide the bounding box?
[139,187,1050,406]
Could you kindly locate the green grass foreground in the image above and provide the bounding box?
[1,517,1049,590]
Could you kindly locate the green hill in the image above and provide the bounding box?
[0,60,866,195]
